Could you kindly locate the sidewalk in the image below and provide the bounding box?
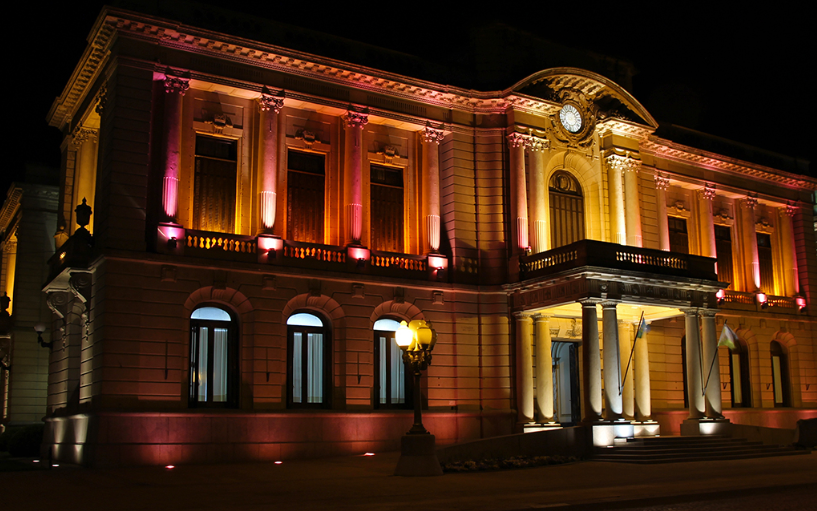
[2,450,815,510]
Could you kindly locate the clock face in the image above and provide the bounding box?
[560,104,582,133]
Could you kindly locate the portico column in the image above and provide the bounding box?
[740,196,761,290]
[534,315,554,423]
[605,155,627,245]
[161,75,189,223]
[682,308,705,419]
[634,322,652,421]
[619,321,634,420]
[508,133,529,252]
[655,174,670,251]
[700,310,723,418]
[623,160,643,247]
[601,301,623,420]
[698,184,717,258]
[422,126,445,253]
[343,109,368,245]
[779,205,800,296]
[514,313,534,423]
[580,299,601,422]
[529,136,549,253]
[258,91,284,232]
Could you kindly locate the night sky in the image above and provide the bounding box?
[8,2,813,193]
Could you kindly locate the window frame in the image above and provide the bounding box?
[287,312,332,409]
[188,306,239,408]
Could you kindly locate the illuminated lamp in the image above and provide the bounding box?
[34,323,53,350]
[157,223,186,252]
[363,452,375,456]
[716,289,725,304]
[796,296,806,311]
[395,321,414,350]
[165,465,175,469]
[757,293,768,308]
[274,461,283,465]
[58,252,66,262]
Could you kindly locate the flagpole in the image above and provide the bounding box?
[698,312,705,397]
[620,311,643,396]
[703,320,729,395]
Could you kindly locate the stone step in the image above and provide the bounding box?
[593,448,809,464]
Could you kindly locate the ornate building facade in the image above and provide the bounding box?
[42,6,817,466]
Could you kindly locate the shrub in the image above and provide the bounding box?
[7,424,44,457]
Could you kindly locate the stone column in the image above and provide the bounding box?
[515,314,534,423]
[71,127,98,234]
[741,196,760,290]
[779,205,800,296]
[529,136,549,253]
[683,308,705,419]
[605,155,627,245]
[623,160,643,247]
[619,321,634,420]
[258,91,284,232]
[508,133,529,252]
[534,315,554,423]
[601,301,623,420]
[343,109,368,245]
[634,322,652,421]
[161,75,189,223]
[698,184,717,258]
[655,174,670,251]
[580,299,601,422]
[700,310,722,418]
[422,126,445,253]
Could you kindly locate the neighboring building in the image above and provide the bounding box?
[0,167,59,430]
[42,6,817,466]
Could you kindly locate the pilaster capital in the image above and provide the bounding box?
[606,154,640,174]
[71,127,98,146]
[259,89,285,113]
[699,183,716,201]
[742,194,758,210]
[507,132,527,149]
[781,203,797,218]
[421,125,445,145]
[343,109,369,129]
[654,174,670,191]
[164,75,189,95]
[525,134,548,152]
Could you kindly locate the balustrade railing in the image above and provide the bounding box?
[187,232,257,254]
[282,242,346,263]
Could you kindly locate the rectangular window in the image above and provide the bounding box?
[715,225,734,289]
[668,217,689,254]
[193,135,237,233]
[287,150,325,243]
[370,165,404,252]
[757,233,774,292]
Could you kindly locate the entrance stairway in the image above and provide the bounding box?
[593,435,810,464]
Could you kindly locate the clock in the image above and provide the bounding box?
[560,104,582,133]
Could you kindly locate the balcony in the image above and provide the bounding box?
[519,239,718,282]
[154,226,446,282]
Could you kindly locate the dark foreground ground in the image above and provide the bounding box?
[2,450,815,510]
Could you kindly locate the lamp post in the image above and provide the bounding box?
[394,320,443,476]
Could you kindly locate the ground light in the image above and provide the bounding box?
[363,452,375,456]
[165,465,175,469]
[274,461,282,465]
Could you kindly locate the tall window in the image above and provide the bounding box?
[757,233,774,293]
[287,313,330,408]
[770,341,790,407]
[194,136,237,233]
[549,171,584,249]
[715,225,734,289]
[287,150,325,243]
[729,339,751,407]
[370,165,404,252]
[189,307,238,407]
[668,217,689,254]
[373,318,411,409]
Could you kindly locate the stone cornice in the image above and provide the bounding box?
[0,186,23,235]
[642,136,817,192]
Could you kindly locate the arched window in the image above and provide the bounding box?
[189,306,238,407]
[287,312,331,408]
[549,171,584,249]
[729,339,751,407]
[373,318,411,409]
[770,341,790,407]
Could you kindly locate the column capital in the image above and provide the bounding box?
[513,312,532,320]
[679,307,700,316]
[699,183,716,201]
[422,125,445,145]
[742,194,758,210]
[781,203,797,217]
[600,300,620,309]
[654,174,670,190]
[526,134,548,152]
[259,89,285,113]
[164,75,189,95]
[71,127,98,145]
[577,298,601,307]
[507,132,527,148]
[343,109,369,129]
[606,153,640,173]
[699,309,718,318]
[532,314,551,322]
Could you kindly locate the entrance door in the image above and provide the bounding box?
[552,341,581,425]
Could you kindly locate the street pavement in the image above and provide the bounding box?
[2,450,815,510]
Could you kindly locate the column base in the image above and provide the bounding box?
[681,417,732,437]
[394,434,443,477]
[632,420,660,437]
[591,420,634,447]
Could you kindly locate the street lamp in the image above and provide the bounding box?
[393,320,443,476]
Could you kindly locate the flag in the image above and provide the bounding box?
[633,314,649,342]
[718,324,738,351]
